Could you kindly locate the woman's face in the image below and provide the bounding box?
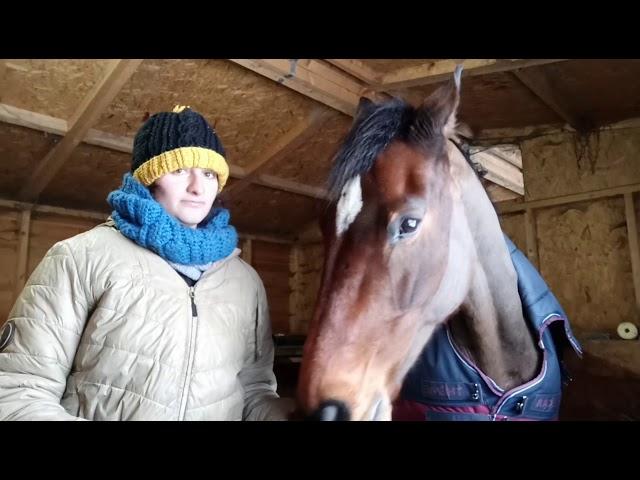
[152,167,219,228]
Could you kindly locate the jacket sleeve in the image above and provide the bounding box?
[0,241,89,420]
[238,275,295,421]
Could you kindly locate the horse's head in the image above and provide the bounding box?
[297,68,481,420]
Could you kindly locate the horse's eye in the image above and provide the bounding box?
[399,217,420,235]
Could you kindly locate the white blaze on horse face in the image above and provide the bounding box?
[336,175,363,236]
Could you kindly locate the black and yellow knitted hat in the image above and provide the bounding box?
[131,105,229,192]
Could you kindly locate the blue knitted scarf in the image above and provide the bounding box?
[107,173,238,265]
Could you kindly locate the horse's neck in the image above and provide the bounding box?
[448,143,540,389]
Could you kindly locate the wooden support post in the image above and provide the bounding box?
[624,193,640,312]
[524,208,539,269]
[14,208,32,298]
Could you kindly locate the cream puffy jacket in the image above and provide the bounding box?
[0,222,291,420]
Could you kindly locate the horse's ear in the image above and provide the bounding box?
[422,64,463,138]
[354,96,375,121]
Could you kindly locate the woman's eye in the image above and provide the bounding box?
[172,168,185,175]
[203,170,216,178]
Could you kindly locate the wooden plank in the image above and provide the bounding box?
[223,109,333,198]
[301,60,372,96]
[14,208,31,297]
[471,144,523,169]
[255,174,329,199]
[524,208,539,269]
[512,67,588,132]
[230,59,366,116]
[0,103,136,153]
[0,198,108,221]
[325,60,383,84]
[604,117,640,130]
[484,182,521,203]
[18,59,143,201]
[84,128,134,153]
[496,183,640,214]
[0,103,67,135]
[471,150,524,195]
[232,232,292,245]
[624,193,640,311]
[33,204,107,221]
[0,197,295,244]
[377,59,568,90]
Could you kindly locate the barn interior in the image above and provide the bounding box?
[1,59,639,419]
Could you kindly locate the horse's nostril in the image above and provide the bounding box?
[309,400,351,421]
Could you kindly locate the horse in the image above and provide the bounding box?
[296,67,581,421]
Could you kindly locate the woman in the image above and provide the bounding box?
[0,105,292,420]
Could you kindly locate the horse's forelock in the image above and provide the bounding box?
[328,99,411,201]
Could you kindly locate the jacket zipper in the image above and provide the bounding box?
[178,286,199,420]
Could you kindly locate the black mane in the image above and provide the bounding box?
[327,98,443,201]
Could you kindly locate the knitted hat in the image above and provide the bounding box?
[131,105,229,192]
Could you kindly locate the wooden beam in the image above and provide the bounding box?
[0,198,108,221]
[0,103,329,201]
[18,59,142,201]
[230,59,374,116]
[325,60,383,84]
[0,103,67,136]
[474,123,570,143]
[238,232,295,244]
[0,197,295,244]
[496,183,640,214]
[255,174,329,199]
[14,208,32,298]
[603,117,640,131]
[471,150,524,195]
[483,182,521,203]
[624,193,640,312]
[471,144,522,169]
[512,67,589,132]
[524,208,539,269]
[223,109,334,198]
[474,116,640,144]
[84,128,134,153]
[377,59,568,90]
[0,103,136,153]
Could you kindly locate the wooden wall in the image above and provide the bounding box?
[250,240,292,335]
[289,243,324,334]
